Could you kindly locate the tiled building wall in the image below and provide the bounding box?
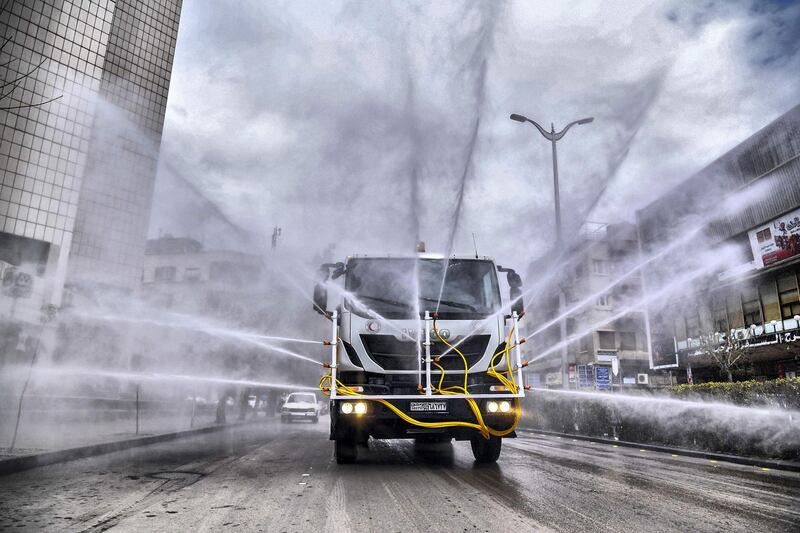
[68,0,182,290]
[1,0,182,304]
[0,0,115,285]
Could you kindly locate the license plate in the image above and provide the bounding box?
[409,401,447,413]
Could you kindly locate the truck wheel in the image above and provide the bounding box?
[281,416,288,423]
[312,416,319,423]
[335,437,358,464]
[470,435,502,463]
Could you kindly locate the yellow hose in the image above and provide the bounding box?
[319,318,524,439]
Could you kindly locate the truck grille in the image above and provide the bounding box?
[360,334,491,371]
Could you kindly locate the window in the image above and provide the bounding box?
[597,331,616,350]
[579,335,591,353]
[726,293,744,329]
[592,259,609,275]
[711,293,729,332]
[619,332,636,351]
[685,309,701,339]
[777,274,800,319]
[742,286,761,326]
[674,315,687,341]
[153,265,175,282]
[184,267,201,282]
[758,281,780,322]
[596,294,612,308]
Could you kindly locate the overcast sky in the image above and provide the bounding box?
[150,0,800,269]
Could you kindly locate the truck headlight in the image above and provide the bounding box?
[499,401,511,413]
[340,401,366,415]
[487,401,499,413]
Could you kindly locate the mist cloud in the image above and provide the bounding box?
[151,0,800,267]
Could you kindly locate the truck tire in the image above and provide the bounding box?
[335,437,358,464]
[470,434,502,463]
[281,416,288,423]
[312,415,319,423]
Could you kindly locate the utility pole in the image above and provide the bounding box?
[510,113,594,389]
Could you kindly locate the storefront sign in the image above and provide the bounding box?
[545,372,562,386]
[622,376,636,385]
[595,366,611,390]
[748,207,800,269]
[685,328,800,355]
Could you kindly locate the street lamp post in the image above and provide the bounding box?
[510,113,593,388]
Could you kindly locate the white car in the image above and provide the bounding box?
[281,392,320,423]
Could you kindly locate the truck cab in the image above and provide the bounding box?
[314,251,525,464]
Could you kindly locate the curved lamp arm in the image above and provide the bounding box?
[511,113,593,141]
[510,113,552,141]
[526,117,554,141]
[553,117,594,141]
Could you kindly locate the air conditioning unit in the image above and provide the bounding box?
[637,373,649,385]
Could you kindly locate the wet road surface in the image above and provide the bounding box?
[0,418,798,532]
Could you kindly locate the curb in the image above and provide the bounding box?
[518,428,800,473]
[0,419,267,476]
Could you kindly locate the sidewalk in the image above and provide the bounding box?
[0,401,272,457]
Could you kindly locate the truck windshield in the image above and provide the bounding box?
[344,258,501,319]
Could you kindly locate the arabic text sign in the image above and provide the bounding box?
[595,366,611,390]
[748,207,800,269]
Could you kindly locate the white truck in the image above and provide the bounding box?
[314,245,527,464]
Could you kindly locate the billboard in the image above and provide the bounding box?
[748,207,800,269]
[650,336,678,369]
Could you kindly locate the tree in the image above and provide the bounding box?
[695,331,751,382]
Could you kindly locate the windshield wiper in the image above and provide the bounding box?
[353,295,413,309]
[418,297,478,312]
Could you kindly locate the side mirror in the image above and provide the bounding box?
[498,265,524,317]
[510,285,524,317]
[312,262,345,317]
[313,283,328,316]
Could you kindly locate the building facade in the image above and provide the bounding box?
[1,0,182,323]
[637,104,800,383]
[141,235,265,322]
[527,222,657,389]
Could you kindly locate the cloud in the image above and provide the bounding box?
[152,0,800,269]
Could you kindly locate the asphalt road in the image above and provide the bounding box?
[0,418,798,532]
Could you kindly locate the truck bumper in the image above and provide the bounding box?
[329,398,518,441]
